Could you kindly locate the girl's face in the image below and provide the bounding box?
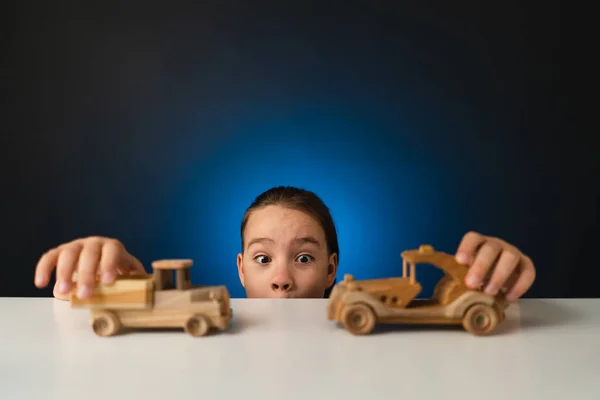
[237,205,338,298]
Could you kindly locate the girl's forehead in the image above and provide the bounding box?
[245,205,325,239]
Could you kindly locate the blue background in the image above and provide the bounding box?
[4,1,593,298]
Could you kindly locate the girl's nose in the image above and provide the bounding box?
[271,281,291,291]
[270,266,293,292]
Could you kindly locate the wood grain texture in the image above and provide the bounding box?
[70,277,153,310]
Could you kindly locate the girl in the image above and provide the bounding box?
[33,186,536,301]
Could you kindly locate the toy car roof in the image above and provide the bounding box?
[151,259,193,270]
[401,245,469,284]
[400,244,437,262]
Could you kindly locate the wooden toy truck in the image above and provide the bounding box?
[327,245,509,336]
[70,259,233,337]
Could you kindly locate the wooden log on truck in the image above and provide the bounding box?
[70,275,154,310]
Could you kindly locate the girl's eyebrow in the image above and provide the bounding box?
[247,237,274,249]
[294,236,321,248]
[247,236,321,249]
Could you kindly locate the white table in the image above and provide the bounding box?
[1,298,599,400]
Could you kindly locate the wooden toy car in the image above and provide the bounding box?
[70,259,233,337]
[327,245,509,336]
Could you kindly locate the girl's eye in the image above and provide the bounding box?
[296,254,314,264]
[254,255,271,264]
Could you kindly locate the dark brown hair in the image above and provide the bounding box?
[240,186,339,297]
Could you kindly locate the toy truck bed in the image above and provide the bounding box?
[70,275,154,310]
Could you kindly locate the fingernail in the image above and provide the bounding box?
[456,252,469,264]
[465,274,478,288]
[58,281,70,293]
[101,272,115,284]
[485,284,497,295]
[35,275,46,287]
[77,285,91,298]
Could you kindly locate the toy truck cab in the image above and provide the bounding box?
[152,259,194,290]
[71,259,233,337]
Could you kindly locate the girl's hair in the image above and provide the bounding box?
[240,186,339,297]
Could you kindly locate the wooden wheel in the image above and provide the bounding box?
[184,315,209,337]
[91,311,121,337]
[462,304,499,336]
[341,303,376,335]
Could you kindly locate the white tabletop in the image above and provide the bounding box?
[1,297,599,400]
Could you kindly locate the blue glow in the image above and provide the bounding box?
[170,109,457,297]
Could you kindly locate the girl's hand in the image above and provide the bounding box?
[34,237,146,300]
[455,231,536,301]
